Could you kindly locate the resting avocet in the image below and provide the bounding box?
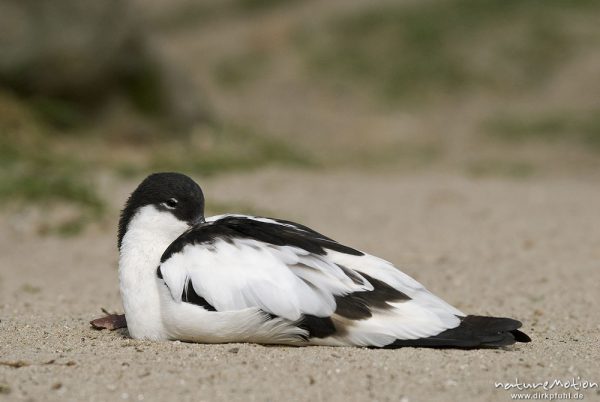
[117,172,530,348]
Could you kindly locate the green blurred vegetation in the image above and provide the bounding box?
[484,111,600,150]
[0,97,104,234]
[466,160,535,178]
[213,50,271,89]
[298,0,600,104]
[154,0,302,31]
[19,60,171,131]
[129,125,315,176]
[0,91,313,234]
[2,0,600,235]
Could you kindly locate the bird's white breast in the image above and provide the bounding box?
[119,205,189,340]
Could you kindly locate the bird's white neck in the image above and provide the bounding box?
[118,205,189,340]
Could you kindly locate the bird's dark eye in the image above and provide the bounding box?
[164,198,179,209]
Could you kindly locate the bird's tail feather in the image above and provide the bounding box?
[384,315,531,349]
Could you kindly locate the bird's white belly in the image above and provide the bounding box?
[158,285,308,344]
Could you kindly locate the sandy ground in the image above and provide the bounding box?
[1,170,599,402]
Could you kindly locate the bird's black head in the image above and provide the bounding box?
[118,172,205,249]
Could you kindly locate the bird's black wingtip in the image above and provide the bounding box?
[510,329,532,343]
[384,315,532,349]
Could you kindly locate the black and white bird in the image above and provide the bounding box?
[118,172,530,348]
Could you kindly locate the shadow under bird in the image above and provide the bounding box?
[114,172,531,348]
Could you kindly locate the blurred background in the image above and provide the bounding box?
[1,0,599,234]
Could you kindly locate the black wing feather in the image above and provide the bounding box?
[385,315,531,348]
[161,216,364,263]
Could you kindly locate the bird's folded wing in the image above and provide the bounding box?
[159,237,375,321]
[158,215,465,345]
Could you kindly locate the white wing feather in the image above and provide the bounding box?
[160,238,372,321]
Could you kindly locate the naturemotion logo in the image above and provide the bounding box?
[494,377,598,392]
